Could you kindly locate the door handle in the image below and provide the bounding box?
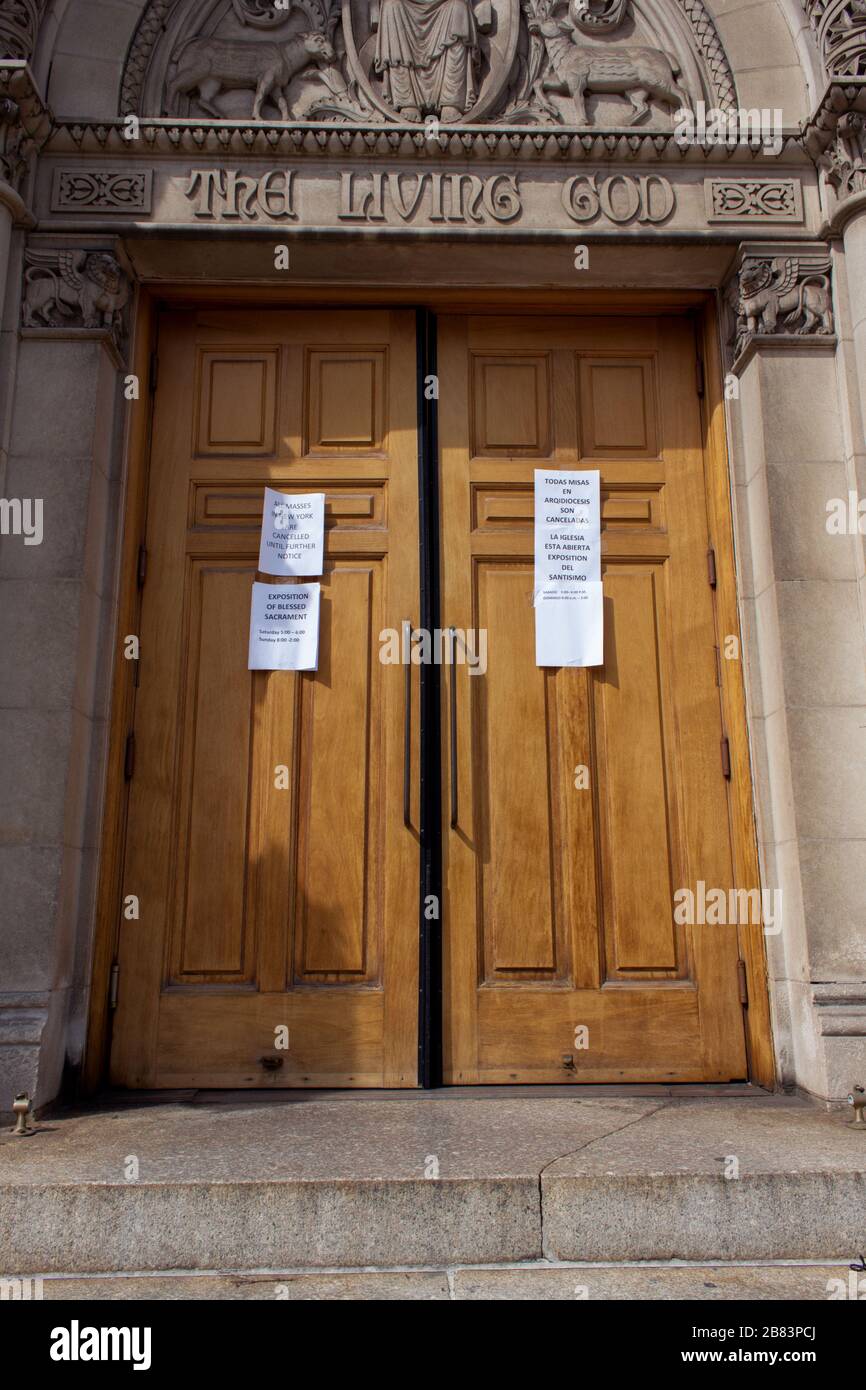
[403,619,413,828]
[449,626,458,829]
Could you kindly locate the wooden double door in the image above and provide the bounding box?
[110,306,751,1088]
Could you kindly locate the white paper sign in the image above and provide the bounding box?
[248,582,320,671]
[534,470,603,667]
[258,487,324,577]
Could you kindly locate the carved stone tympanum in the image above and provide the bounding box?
[123,0,735,129]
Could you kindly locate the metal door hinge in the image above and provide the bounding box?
[721,735,731,779]
[109,962,120,1011]
[696,356,705,398]
[736,958,749,1007]
[124,732,135,781]
[137,545,147,589]
[707,547,717,589]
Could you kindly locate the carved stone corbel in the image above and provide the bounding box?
[723,240,836,370]
[20,240,135,364]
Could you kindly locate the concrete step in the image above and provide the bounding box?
[2,1093,865,1273]
[23,1262,861,1301]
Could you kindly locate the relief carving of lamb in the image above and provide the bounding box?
[166,29,337,119]
[526,0,690,125]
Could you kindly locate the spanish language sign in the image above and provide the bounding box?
[534,469,603,668]
[258,487,325,577]
[248,582,320,671]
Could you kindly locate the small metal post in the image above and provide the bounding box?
[11,1093,34,1137]
[847,1085,866,1128]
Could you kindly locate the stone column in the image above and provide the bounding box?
[724,242,866,1102]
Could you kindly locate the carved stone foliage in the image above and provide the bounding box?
[821,107,866,192]
[22,247,132,351]
[0,63,51,194]
[726,248,835,363]
[122,0,738,129]
[804,0,866,79]
[802,81,866,201]
[0,0,47,62]
[570,0,629,34]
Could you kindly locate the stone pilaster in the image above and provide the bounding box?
[0,234,134,1113]
[724,240,866,1101]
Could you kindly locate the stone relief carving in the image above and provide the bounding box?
[0,64,51,193]
[802,85,866,203]
[818,104,866,195]
[373,0,484,121]
[804,0,866,79]
[727,252,834,360]
[22,248,131,346]
[341,0,519,123]
[166,26,337,119]
[525,0,689,125]
[51,170,154,214]
[121,0,738,129]
[569,0,629,34]
[0,0,48,62]
[706,178,803,221]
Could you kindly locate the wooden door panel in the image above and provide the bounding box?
[596,562,679,977]
[171,562,256,983]
[293,564,383,983]
[440,314,749,1084]
[110,310,419,1089]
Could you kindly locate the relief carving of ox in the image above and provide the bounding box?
[167,31,336,120]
